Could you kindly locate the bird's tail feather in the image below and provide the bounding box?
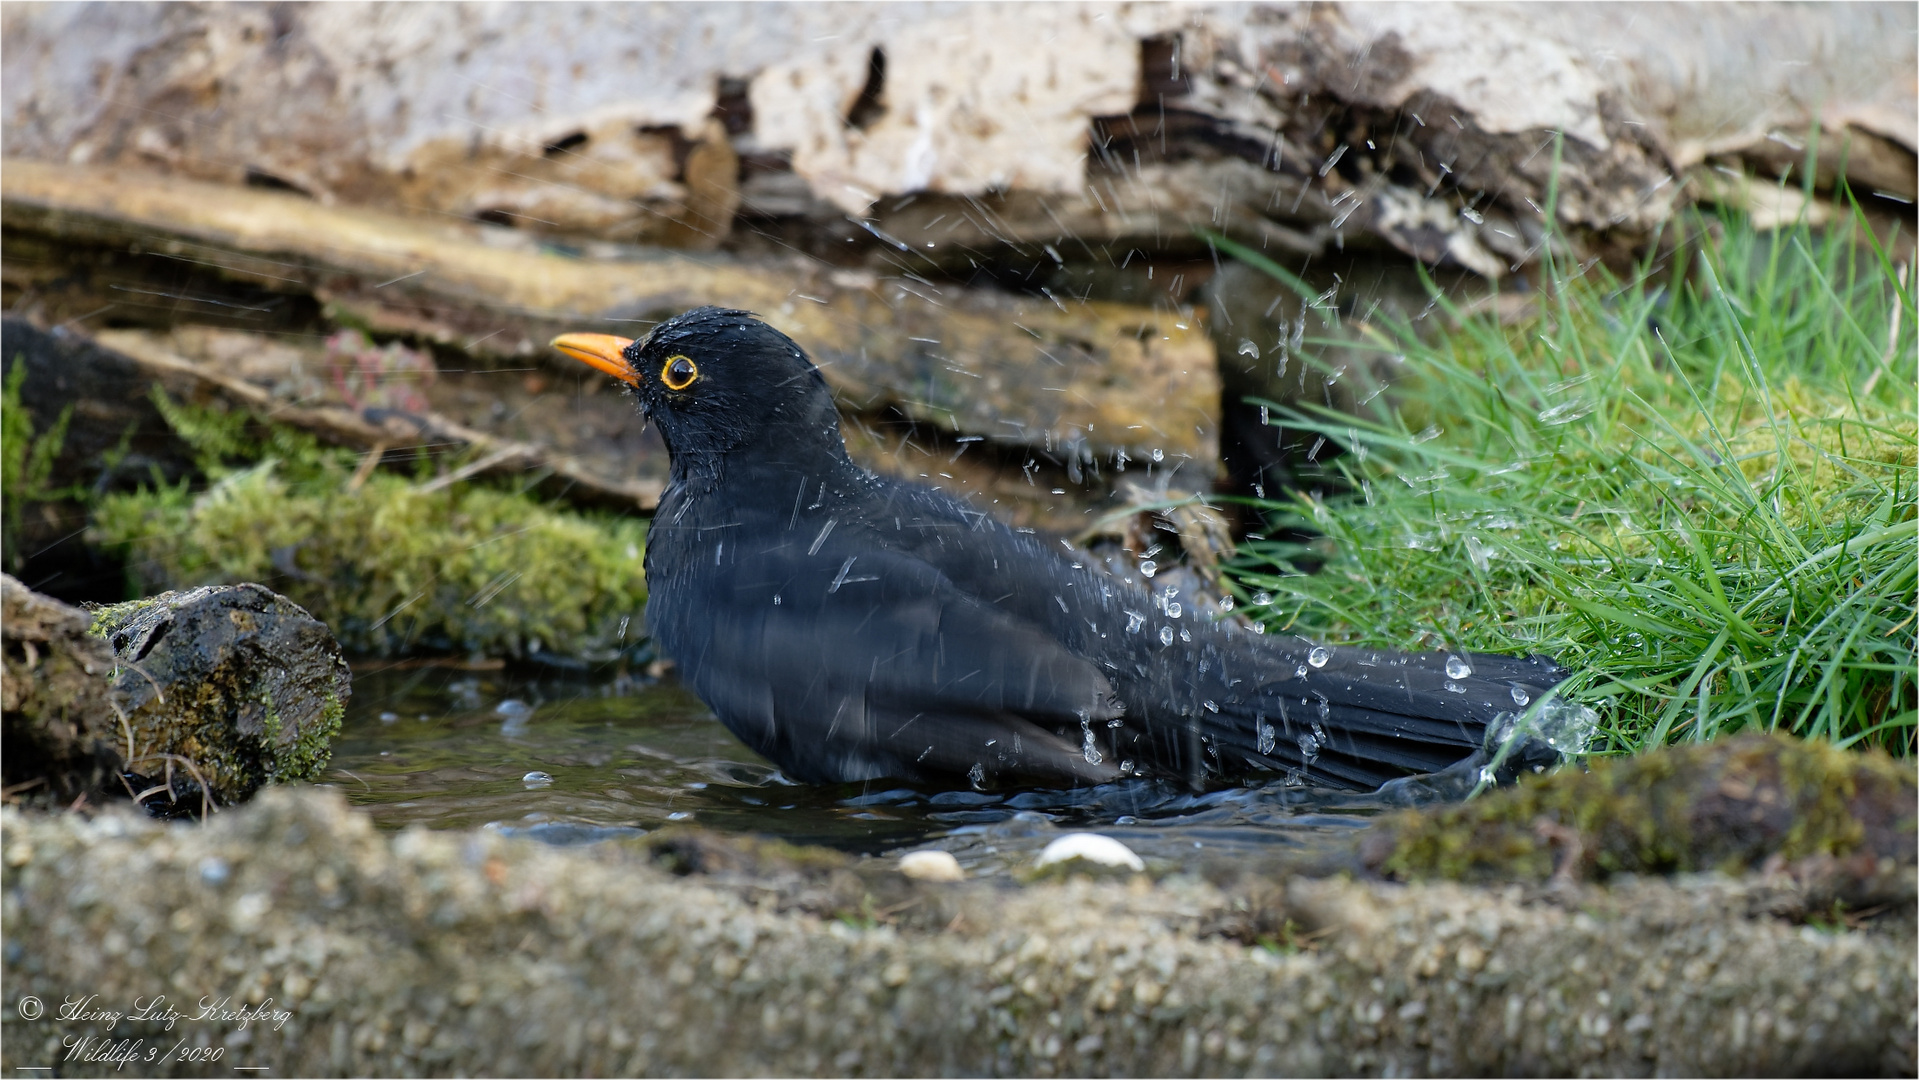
[1205,642,1573,791]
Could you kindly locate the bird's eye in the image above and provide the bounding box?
[661,354,699,391]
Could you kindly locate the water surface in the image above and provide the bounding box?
[322,665,1392,874]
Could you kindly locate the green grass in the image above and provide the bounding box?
[88,389,649,665]
[1212,203,1916,756]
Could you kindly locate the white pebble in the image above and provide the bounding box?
[1035,833,1144,872]
[899,850,965,882]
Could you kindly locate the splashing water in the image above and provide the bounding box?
[1535,699,1599,753]
[1080,718,1104,765]
[1465,535,1492,573]
[1444,655,1473,679]
[1307,646,1330,668]
[1536,400,1593,426]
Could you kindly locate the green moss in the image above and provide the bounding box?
[270,689,346,785]
[1375,733,1915,882]
[86,595,166,638]
[89,391,649,663]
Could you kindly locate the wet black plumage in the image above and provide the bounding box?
[565,307,1569,791]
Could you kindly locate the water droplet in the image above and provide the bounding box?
[1307,646,1330,668]
[1465,535,1492,573]
[1537,699,1599,753]
[1217,595,1235,612]
[1297,733,1320,760]
[1180,628,1191,642]
[1139,559,1158,578]
[1080,720,1104,765]
[1166,602,1182,619]
[1294,664,1308,678]
[1159,626,1175,646]
[1536,400,1593,426]
[1511,686,1531,707]
[1445,655,1473,679]
[378,711,400,723]
[522,771,554,788]
[1151,448,1164,462]
[1256,716,1276,755]
[1125,611,1146,633]
[1237,338,1260,358]
[1444,680,1465,693]
[1253,591,1273,606]
[1412,424,1443,444]
[1202,700,1218,713]
[967,762,987,789]
[1119,759,1135,774]
[495,699,532,716]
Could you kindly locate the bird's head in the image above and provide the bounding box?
[552,307,845,474]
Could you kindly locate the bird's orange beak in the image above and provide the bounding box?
[550,333,639,385]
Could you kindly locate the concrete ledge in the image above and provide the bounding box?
[3,788,1913,1076]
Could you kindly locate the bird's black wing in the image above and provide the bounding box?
[650,529,1126,787]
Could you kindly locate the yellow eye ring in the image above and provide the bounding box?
[660,354,698,391]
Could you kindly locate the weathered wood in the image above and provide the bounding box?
[1,159,1220,472]
[0,574,125,807]
[89,327,666,510]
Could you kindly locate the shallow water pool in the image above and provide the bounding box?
[321,665,1394,874]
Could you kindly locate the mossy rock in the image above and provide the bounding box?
[1367,733,1916,883]
[92,583,350,810]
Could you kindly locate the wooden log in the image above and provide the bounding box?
[88,326,666,510]
[1,159,1220,474]
[0,573,124,807]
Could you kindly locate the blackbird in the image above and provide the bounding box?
[553,308,1570,792]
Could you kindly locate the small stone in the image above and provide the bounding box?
[899,850,964,882]
[1035,833,1144,872]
